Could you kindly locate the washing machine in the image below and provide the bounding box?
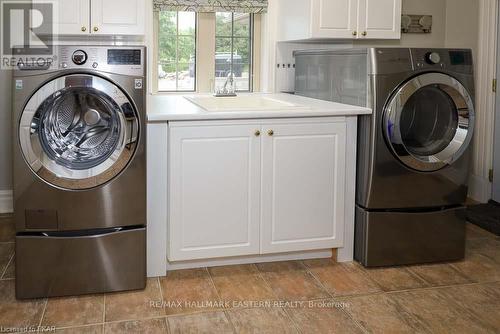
[13,46,147,298]
[294,48,475,267]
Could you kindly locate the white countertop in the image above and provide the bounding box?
[147,93,372,122]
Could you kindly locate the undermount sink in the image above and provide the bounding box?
[185,95,307,112]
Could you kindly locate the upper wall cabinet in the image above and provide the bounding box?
[50,0,145,35]
[277,0,401,41]
[52,0,90,35]
[91,0,145,35]
[357,0,402,39]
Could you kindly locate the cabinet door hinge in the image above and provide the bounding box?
[489,169,494,182]
[493,79,497,93]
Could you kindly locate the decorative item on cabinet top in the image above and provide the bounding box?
[153,0,267,13]
[401,15,432,34]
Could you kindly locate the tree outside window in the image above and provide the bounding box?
[215,12,252,92]
[158,11,196,91]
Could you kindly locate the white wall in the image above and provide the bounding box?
[445,0,479,53]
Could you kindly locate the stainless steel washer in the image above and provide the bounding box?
[13,46,147,298]
[295,48,475,267]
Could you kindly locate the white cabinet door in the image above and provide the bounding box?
[311,0,358,38]
[90,0,145,35]
[51,0,90,35]
[169,124,261,261]
[357,0,401,39]
[261,122,346,253]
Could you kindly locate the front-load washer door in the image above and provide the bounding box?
[383,72,474,172]
[19,74,139,190]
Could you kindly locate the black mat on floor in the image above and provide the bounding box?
[466,201,500,236]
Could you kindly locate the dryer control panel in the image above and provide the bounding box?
[411,48,473,74]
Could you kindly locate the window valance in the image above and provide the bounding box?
[153,0,268,13]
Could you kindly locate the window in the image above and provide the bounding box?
[158,11,196,91]
[215,12,253,92]
[156,10,258,93]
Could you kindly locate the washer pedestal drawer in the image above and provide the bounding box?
[15,227,146,299]
[354,206,466,267]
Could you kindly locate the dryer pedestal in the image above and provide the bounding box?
[354,205,466,267]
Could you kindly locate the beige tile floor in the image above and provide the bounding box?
[1,214,500,333]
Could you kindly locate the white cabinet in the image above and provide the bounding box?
[168,124,261,261]
[357,0,402,39]
[50,0,144,35]
[261,122,346,253]
[310,0,358,39]
[278,0,401,40]
[52,0,89,35]
[168,119,347,261]
[91,0,145,35]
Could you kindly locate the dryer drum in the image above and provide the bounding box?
[399,85,459,157]
[384,72,475,172]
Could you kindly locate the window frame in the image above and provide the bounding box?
[215,12,254,93]
[157,11,198,93]
[154,11,260,94]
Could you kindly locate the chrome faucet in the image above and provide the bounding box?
[214,73,237,97]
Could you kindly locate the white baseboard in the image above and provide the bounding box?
[468,174,492,203]
[0,190,13,214]
[164,249,333,272]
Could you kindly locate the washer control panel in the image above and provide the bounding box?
[55,46,145,77]
[72,50,88,65]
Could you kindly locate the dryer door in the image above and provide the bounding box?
[19,74,139,190]
[384,72,474,172]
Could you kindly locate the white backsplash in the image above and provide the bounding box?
[275,41,353,93]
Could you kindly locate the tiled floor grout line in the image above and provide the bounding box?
[222,310,239,334]
[204,267,225,305]
[1,252,14,279]
[403,267,439,287]
[406,264,474,287]
[156,276,171,334]
[251,263,283,301]
[383,279,500,296]
[113,315,169,325]
[300,260,335,299]
[280,307,304,334]
[338,305,371,334]
[253,262,304,334]
[294,261,374,334]
[55,322,105,331]
[38,298,48,328]
[102,293,106,324]
[381,292,434,334]
[429,287,500,333]
[204,267,239,333]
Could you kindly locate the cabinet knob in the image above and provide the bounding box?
[267,130,274,136]
[81,26,87,32]
[352,31,357,36]
[362,31,367,36]
[254,130,261,137]
[93,26,99,32]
